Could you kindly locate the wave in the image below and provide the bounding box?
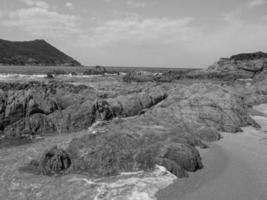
[0,73,46,80]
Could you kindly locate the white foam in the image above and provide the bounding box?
[92,165,177,200]
[0,73,46,80]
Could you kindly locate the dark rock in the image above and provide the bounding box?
[158,142,203,172]
[194,127,221,142]
[37,146,71,175]
[159,158,187,178]
[208,54,267,79]
[230,52,267,61]
[4,113,57,137]
[83,66,106,75]
[0,81,96,137]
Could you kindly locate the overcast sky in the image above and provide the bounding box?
[0,0,267,67]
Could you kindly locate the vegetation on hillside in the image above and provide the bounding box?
[0,39,81,66]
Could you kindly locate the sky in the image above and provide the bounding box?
[0,0,267,68]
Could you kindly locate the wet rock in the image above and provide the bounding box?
[194,126,222,142]
[135,141,203,178]
[158,142,203,172]
[158,158,187,178]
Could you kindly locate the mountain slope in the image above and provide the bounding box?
[0,39,81,66]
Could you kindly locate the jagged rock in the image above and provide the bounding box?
[0,81,95,137]
[4,113,57,137]
[208,52,267,79]
[150,83,258,134]
[0,90,7,130]
[95,86,167,120]
[48,99,96,133]
[37,146,71,175]
[230,51,267,61]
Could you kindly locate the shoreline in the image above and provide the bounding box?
[156,143,228,200]
[157,104,267,200]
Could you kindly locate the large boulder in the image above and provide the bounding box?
[208,52,267,79]
[157,142,203,173]
[149,83,258,134]
[37,146,71,175]
[29,129,203,178]
[0,81,96,137]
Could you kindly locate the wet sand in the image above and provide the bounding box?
[157,104,267,200]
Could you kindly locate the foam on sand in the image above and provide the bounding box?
[93,165,177,200]
[66,165,176,200]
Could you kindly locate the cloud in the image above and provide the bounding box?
[1,2,81,39]
[20,0,49,9]
[76,11,267,67]
[103,0,150,8]
[0,10,7,19]
[87,17,195,47]
[126,0,147,8]
[190,12,267,59]
[247,0,266,8]
[65,2,75,10]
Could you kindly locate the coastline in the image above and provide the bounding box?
[157,104,267,200]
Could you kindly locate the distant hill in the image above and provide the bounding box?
[0,39,81,66]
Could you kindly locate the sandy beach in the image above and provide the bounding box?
[157,104,267,200]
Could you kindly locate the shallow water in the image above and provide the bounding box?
[0,129,176,200]
[157,104,267,200]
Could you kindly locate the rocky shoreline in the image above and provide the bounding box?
[158,104,267,200]
[1,52,267,199]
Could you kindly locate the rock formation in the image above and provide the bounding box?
[4,51,267,182]
[208,52,267,79]
[24,81,259,178]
